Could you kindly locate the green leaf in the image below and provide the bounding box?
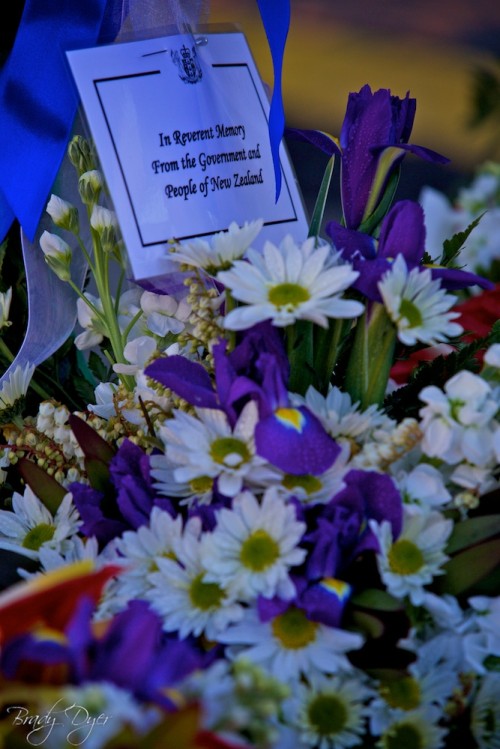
[68,413,115,463]
[85,457,111,493]
[384,322,500,420]
[88,350,110,384]
[308,155,335,238]
[436,538,500,596]
[0,239,8,282]
[358,165,401,236]
[350,610,385,639]
[440,214,484,267]
[16,458,67,515]
[446,515,500,554]
[351,588,403,612]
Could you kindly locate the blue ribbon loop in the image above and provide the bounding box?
[256,0,290,202]
[0,0,291,388]
[0,0,290,242]
[0,0,112,242]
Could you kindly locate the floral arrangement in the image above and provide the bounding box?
[0,83,499,749]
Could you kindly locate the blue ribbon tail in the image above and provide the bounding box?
[0,0,113,243]
[256,0,291,203]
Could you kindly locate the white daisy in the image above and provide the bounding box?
[370,506,453,606]
[109,507,184,603]
[219,605,363,682]
[158,400,268,498]
[378,254,463,346]
[297,385,392,446]
[149,452,214,506]
[201,487,306,600]
[0,487,81,560]
[375,709,448,749]
[369,636,461,734]
[147,516,244,640]
[0,363,35,415]
[218,236,364,330]
[471,673,500,749]
[284,674,371,749]
[169,219,263,274]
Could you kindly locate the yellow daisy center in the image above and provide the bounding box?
[240,529,280,571]
[271,606,318,649]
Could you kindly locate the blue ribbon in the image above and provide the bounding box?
[256,0,290,202]
[0,1,290,243]
[0,0,116,243]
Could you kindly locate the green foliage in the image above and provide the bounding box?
[469,57,500,129]
[440,213,484,268]
[384,321,500,421]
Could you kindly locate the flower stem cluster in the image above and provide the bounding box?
[41,135,141,391]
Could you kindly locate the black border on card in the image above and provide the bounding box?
[93,58,300,248]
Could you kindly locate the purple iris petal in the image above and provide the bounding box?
[255,406,340,475]
[134,273,189,298]
[305,469,402,579]
[376,200,425,264]
[70,482,127,546]
[145,356,219,409]
[229,322,289,385]
[0,634,68,678]
[431,266,494,292]
[300,578,352,628]
[326,220,377,261]
[110,440,173,529]
[332,469,403,544]
[371,142,449,165]
[285,127,341,157]
[340,85,448,229]
[257,595,290,622]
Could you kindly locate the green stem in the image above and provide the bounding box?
[313,318,347,395]
[121,309,144,345]
[287,320,315,396]
[344,304,396,408]
[224,290,237,352]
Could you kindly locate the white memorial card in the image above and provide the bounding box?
[67,31,309,280]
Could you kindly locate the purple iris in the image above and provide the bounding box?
[326,200,493,302]
[1,598,205,709]
[145,324,340,476]
[70,439,174,546]
[288,84,448,230]
[304,469,403,581]
[257,576,352,629]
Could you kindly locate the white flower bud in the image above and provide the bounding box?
[46,194,79,233]
[90,205,119,252]
[0,287,12,330]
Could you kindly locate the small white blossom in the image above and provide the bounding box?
[419,370,499,466]
[0,287,12,330]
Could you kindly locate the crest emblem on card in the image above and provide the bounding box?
[171,45,203,84]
